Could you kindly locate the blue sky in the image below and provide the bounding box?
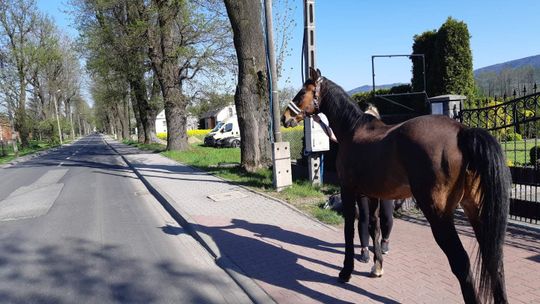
[38,0,540,92]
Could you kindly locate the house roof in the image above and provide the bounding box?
[201,108,223,119]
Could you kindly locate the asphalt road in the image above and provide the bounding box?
[0,134,251,304]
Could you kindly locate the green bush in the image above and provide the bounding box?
[504,132,523,142]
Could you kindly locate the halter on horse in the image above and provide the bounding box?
[282,68,511,304]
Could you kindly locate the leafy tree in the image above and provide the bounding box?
[437,17,475,100]
[412,30,438,94]
[412,17,475,103]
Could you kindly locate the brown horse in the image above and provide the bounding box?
[282,68,511,304]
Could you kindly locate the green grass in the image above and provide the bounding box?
[158,142,342,225]
[123,140,166,153]
[501,139,540,166]
[311,203,344,225]
[163,144,241,169]
[0,140,67,164]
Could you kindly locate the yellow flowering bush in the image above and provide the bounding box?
[280,125,304,133]
[157,129,211,140]
[188,129,211,136]
[157,132,167,140]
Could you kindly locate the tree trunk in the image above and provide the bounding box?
[16,78,29,148]
[150,0,188,151]
[163,86,188,150]
[77,114,83,137]
[122,94,130,140]
[130,84,145,143]
[224,0,272,171]
[130,77,151,144]
[66,100,76,140]
[147,75,162,143]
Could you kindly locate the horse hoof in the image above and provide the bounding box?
[338,271,351,283]
[370,265,384,278]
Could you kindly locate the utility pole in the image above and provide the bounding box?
[304,0,327,186]
[54,89,63,145]
[265,0,281,143]
[265,0,292,191]
[304,0,316,78]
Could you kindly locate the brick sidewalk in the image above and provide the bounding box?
[111,140,540,304]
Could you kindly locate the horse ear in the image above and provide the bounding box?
[309,67,319,80]
[316,69,322,78]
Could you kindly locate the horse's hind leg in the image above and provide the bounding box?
[368,198,384,277]
[338,186,356,282]
[416,194,479,304]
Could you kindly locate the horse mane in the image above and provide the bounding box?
[319,78,369,134]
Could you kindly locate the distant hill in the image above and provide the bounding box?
[474,54,540,76]
[474,54,540,96]
[348,55,540,97]
[348,83,405,95]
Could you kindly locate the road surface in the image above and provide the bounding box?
[0,134,251,303]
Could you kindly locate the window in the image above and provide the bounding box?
[228,107,233,117]
[224,123,233,132]
[162,121,166,127]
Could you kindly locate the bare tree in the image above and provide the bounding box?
[0,0,38,147]
[147,0,232,151]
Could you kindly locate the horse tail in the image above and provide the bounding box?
[459,127,511,302]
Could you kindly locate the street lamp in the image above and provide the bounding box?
[54,89,63,145]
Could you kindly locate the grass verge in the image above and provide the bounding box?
[123,139,342,225]
[0,140,68,165]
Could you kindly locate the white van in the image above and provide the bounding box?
[204,115,240,146]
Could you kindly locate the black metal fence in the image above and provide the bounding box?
[460,91,540,224]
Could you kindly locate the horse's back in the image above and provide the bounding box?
[391,115,466,196]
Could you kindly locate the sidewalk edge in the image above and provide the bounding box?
[104,137,275,304]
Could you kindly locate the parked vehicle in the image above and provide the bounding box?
[203,115,240,147]
[216,136,241,148]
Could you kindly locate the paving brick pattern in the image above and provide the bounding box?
[114,141,540,304]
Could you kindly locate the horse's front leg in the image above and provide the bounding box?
[338,187,356,282]
[369,198,384,277]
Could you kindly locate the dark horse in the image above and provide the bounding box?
[281,68,511,304]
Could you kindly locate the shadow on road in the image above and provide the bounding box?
[0,236,232,303]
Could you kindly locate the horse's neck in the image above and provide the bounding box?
[320,95,363,142]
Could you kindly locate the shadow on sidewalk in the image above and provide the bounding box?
[161,220,399,304]
[399,214,540,253]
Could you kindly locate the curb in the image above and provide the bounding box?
[103,137,275,304]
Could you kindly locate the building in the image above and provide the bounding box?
[155,110,199,134]
[200,105,236,129]
[0,115,12,143]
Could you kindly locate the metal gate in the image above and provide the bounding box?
[460,92,540,224]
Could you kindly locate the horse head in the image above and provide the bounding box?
[281,67,323,128]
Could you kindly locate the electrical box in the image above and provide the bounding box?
[272,141,292,191]
[305,116,330,152]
